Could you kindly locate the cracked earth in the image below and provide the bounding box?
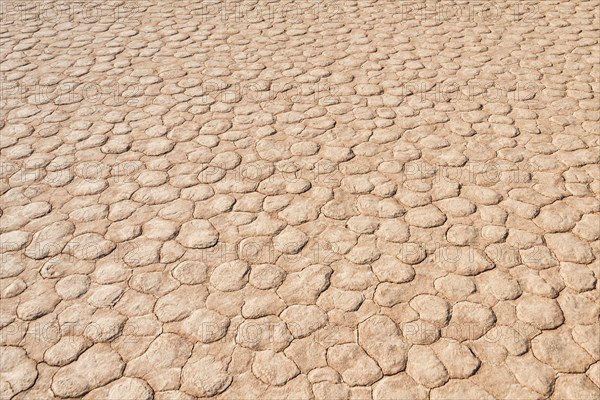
[1,0,599,399]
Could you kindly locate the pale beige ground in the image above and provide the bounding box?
[1,0,599,399]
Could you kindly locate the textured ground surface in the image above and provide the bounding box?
[1,0,600,399]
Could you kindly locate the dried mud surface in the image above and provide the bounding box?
[1,1,599,399]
